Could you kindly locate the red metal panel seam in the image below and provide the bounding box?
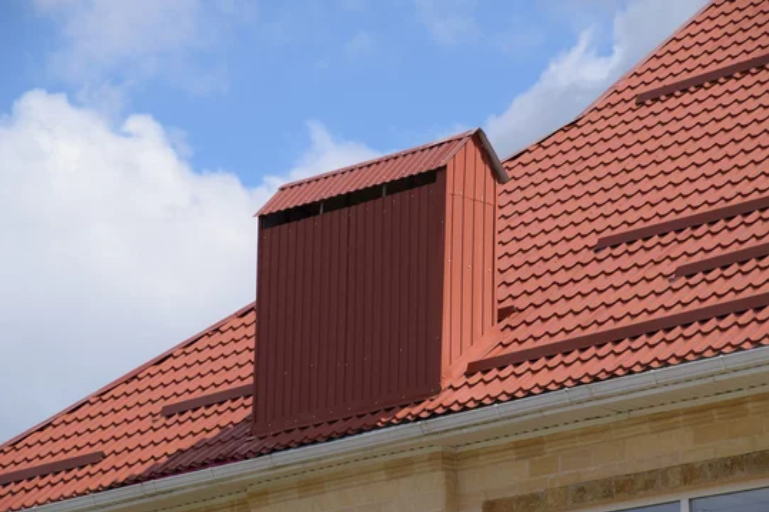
[299,218,318,420]
[450,145,465,365]
[254,222,268,429]
[274,223,290,425]
[283,221,295,421]
[283,221,297,423]
[415,183,428,385]
[398,188,409,391]
[358,202,370,401]
[317,213,331,414]
[415,186,427,389]
[263,223,279,428]
[285,219,298,420]
[324,209,338,415]
[484,156,496,333]
[253,221,262,429]
[490,149,500,329]
[391,192,403,393]
[367,197,378,399]
[430,171,448,388]
[346,204,359,404]
[394,191,405,394]
[406,188,419,391]
[371,197,384,399]
[392,190,404,391]
[262,224,279,427]
[441,159,454,371]
[478,149,489,336]
[461,142,477,357]
[380,194,393,399]
[472,141,485,345]
[362,200,374,401]
[328,210,343,415]
[415,184,429,389]
[308,215,321,420]
[343,204,355,405]
[389,192,400,396]
[335,208,348,410]
[341,207,352,407]
[290,219,304,418]
[296,218,310,416]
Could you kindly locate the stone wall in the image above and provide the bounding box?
[236,391,769,512]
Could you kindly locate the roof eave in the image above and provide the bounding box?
[21,345,769,512]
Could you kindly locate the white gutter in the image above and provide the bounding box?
[26,345,769,512]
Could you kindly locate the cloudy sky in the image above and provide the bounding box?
[0,0,706,443]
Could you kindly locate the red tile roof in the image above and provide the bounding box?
[2,0,769,510]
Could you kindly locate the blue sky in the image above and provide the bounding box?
[0,0,626,182]
[0,0,706,443]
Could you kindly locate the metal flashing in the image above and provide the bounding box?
[675,241,769,278]
[595,195,769,250]
[636,51,769,104]
[0,452,104,486]
[466,291,769,374]
[160,385,254,417]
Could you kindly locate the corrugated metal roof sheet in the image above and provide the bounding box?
[256,129,475,216]
[2,1,769,510]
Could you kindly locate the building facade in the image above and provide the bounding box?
[2,0,769,511]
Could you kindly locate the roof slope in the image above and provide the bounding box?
[2,0,769,510]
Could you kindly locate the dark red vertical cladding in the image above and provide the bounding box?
[254,133,500,436]
[254,181,446,435]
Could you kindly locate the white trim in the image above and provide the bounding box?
[20,345,769,512]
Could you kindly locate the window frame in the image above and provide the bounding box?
[575,477,769,512]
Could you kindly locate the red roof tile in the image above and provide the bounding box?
[2,0,769,510]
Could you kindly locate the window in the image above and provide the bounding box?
[583,484,769,512]
[691,486,769,512]
[620,504,678,512]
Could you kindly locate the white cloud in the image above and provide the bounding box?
[33,0,255,104]
[280,120,380,183]
[345,31,375,56]
[485,0,707,158]
[414,0,478,45]
[0,91,377,443]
